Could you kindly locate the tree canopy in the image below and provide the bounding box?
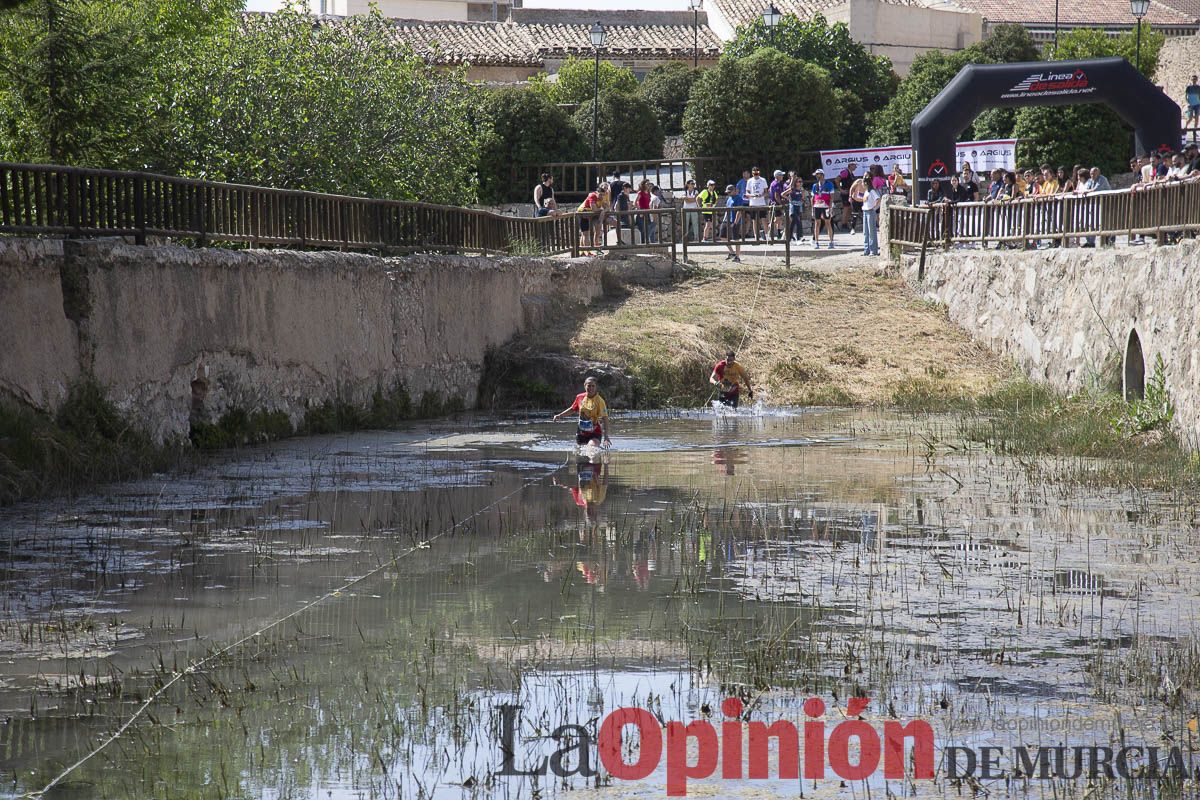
[683,49,841,185]
[0,3,483,204]
[476,87,585,203]
[867,24,1041,146]
[572,89,663,162]
[724,14,896,114]
[531,56,638,107]
[0,0,239,166]
[638,62,699,137]
[1014,23,1166,173]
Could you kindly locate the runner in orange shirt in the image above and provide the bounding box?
[553,376,612,447]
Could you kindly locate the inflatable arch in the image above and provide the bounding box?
[911,57,1180,200]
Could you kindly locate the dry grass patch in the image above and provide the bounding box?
[516,258,1008,407]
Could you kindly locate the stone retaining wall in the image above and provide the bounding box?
[0,239,606,441]
[904,241,1200,449]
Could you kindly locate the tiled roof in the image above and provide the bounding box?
[381,15,722,66]
[704,0,972,30]
[384,19,541,66]
[958,0,1198,26]
[524,22,724,58]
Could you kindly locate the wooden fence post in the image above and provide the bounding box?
[133,177,146,245]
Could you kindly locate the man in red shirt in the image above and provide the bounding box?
[709,350,754,408]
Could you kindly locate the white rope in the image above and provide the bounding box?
[27,455,567,799]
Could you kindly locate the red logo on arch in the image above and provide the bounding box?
[928,159,948,177]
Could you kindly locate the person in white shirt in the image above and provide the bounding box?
[681,179,700,241]
[743,165,770,241]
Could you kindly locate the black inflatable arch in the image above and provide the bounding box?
[911,57,1180,200]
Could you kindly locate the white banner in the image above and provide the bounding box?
[818,140,1017,176]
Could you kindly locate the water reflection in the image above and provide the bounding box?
[0,410,1196,798]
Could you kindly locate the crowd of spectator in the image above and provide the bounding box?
[547,146,1200,255]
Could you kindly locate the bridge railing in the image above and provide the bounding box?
[0,162,581,256]
[886,180,1200,252]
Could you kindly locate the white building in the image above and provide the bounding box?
[308,0,516,23]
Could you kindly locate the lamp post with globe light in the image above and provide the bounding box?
[690,0,702,68]
[762,3,781,48]
[589,21,607,183]
[1131,0,1149,74]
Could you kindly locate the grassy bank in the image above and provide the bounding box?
[515,259,1008,408]
[0,384,190,504]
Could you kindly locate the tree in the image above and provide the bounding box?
[149,9,479,203]
[683,49,842,185]
[0,0,238,166]
[723,13,897,114]
[1049,23,1164,77]
[572,89,663,161]
[867,49,981,146]
[639,62,698,136]
[1012,25,1166,173]
[975,23,1040,63]
[1012,105,1131,177]
[532,56,638,107]
[476,87,585,203]
[866,24,1040,147]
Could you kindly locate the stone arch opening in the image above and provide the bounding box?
[1124,328,1145,402]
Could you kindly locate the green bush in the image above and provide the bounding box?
[0,382,186,504]
[723,13,896,115]
[867,24,1039,147]
[639,62,699,136]
[476,87,585,203]
[572,89,664,162]
[683,50,841,186]
[1012,104,1132,179]
[532,56,638,106]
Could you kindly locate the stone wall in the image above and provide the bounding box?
[0,239,605,441]
[903,241,1200,449]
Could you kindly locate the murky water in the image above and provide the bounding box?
[1,409,1199,799]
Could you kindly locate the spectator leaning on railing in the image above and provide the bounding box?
[533,173,556,217]
[769,170,788,242]
[743,166,769,241]
[783,173,806,241]
[698,179,720,242]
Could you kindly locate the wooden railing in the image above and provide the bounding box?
[886,180,1200,252]
[0,162,581,256]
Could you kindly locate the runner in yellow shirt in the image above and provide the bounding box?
[553,376,612,447]
[709,350,755,408]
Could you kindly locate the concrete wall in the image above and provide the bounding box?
[903,242,1200,449]
[0,239,604,442]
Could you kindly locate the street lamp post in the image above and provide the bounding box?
[589,21,607,177]
[1131,0,1150,158]
[1053,0,1059,54]
[690,0,701,68]
[762,3,780,48]
[1131,0,1149,74]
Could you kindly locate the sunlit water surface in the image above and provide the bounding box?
[1,408,1198,799]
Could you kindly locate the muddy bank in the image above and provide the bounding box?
[487,254,1009,409]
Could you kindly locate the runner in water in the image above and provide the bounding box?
[554,376,612,447]
[709,350,755,408]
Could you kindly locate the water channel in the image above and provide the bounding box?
[1,408,1197,798]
